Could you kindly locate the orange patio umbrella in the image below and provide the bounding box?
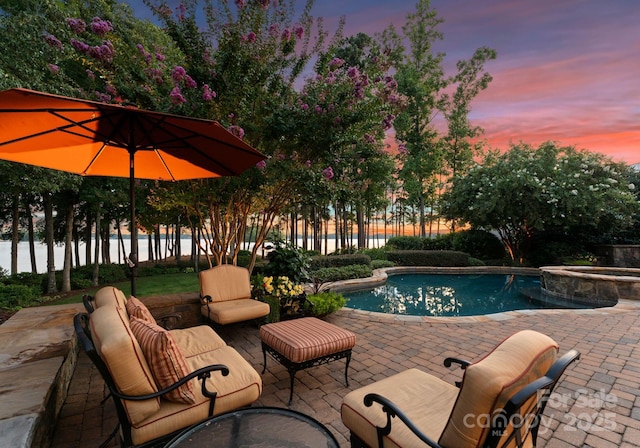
[0,88,266,294]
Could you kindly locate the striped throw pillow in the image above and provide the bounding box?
[129,317,196,404]
[126,296,157,325]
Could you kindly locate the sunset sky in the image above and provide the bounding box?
[127,0,640,164]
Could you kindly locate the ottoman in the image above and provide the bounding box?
[260,317,357,404]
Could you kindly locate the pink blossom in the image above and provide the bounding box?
[43,34,62,50]
[105,85,117,95]
[137,44,152,64]
[228,125,245,140]
[322,167,334,180]
[328,57,344,69]
[176,3,187,21]
[281,28,291,41]
[145,68,163,84]
[382,114,395,131]
[305,160,311,167]
[202,84,216,101]
[256,160,267,170]
[398,143,408,154]
[70,38,90,53]
[269,24,279,37]
[171,66,186,82]
[293,25,304,39]
[257,0,270,9]
[184,75,197,89]
[90,17,113,36]
[364,133,375,144]
[94,91,111,102]
[314,105,323,114]
[47,64,59,74]
[155,52,166,62]
[300,103,309,111]
[244,32,257,43]
[235,0,246,8]
[169,87,186,105]
[347,66,359,79]
[66,18,86,34]
[86,69,95,80]
[87,41,114,62]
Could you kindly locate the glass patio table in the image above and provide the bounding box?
[164,407,339,447]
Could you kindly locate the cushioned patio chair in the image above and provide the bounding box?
[199,264,270,326]
[341,330,580,448]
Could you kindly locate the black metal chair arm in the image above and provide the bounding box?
[82,294,95,313]
[201,294,213,303]
[109,364,230,401]
[364,393,443,448]
[443,357,470,369]
[504,349,581,415]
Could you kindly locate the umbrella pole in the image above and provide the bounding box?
[129,147,138,296]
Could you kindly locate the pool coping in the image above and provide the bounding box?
[324,266,640,324]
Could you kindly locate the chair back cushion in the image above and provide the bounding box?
[439,330,558,448]
[199,265,251,303]
[126,296,157,325]
[94,286,127,309]
[90,305,160,424]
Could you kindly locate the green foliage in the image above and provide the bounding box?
[0,284,44,311]
[386,250,471,266]
[441,142,640,264]
[310,254,371,270]
[360,247,388,260]
[385,236,427,250]
[265,239,311,283]
[309,265,373,284]
[261,295,281,324]
[371,260,395,269]
[306,291,346,317]
[442,229,506,261]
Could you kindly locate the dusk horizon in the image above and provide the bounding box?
[126,0,640,165]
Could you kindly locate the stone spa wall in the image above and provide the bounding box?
[540,266,640,307]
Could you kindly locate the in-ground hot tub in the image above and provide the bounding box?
[540,266,640,307]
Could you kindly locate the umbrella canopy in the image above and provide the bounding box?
[0,88,266,293]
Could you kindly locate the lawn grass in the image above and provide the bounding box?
[50,272,200,305]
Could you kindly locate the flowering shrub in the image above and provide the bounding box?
[256,275,304,299]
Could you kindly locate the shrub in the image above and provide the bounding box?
[265,239,310,283]
[386,250,471,266]
[310,254,371,270]
[0,284,43,311]
[360,247,388,261]
[309,265,373,293]
[385,236,425,250]
[449,230,506,261]
[371,259,395,269]
[306,291,346,317]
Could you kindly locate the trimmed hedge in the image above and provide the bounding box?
[386,250,472,267]
[309,264,373,283]
[310,254,371,270]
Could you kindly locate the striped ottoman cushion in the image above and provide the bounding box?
[260,317,356,363]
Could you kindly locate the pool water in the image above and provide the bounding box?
[344,274,547,317]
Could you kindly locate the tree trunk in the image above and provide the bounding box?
[356,206,366,249]
[85,214,92,265]
[10,196,20,275]
[44,193,57,294]
[92,212,101,287]
[62,202,74,293]
[23,197,38,274]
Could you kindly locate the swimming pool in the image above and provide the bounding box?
[344,274,547,317]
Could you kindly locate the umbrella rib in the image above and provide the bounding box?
[154,150,177,181]
[83,143,108,175]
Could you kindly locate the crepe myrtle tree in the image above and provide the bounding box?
[440,142,639,264]
[142,0,337,270]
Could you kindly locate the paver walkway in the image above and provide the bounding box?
[52,303,640,447]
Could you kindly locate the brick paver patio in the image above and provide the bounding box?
[52,304,640,447]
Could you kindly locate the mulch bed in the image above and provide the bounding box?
[0,309,17,326]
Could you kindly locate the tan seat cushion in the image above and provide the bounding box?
[199,265,252,302]
[439,330,558,447]
[89,306,159,425]
[342,368,459,448]
[94,286,127,309]
[200,299,270,325]
[260,317,356,363]
[170,325,227,358]
[126,296,157,324]
[130,345,263,446]
[130,317,196,404]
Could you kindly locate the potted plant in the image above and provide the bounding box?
[251,275,310,322]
